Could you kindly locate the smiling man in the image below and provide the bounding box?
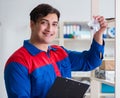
[30,13,59,51]
[4,3,107,98]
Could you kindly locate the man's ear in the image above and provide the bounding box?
[30,20,35,29]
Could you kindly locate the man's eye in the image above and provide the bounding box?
[41,21,48,25]
[53,23,58,27]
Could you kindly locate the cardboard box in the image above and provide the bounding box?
[100,60,115,70]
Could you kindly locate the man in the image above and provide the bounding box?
[4,3,107,98]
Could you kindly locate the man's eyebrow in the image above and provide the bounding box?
[40,19,48,22]
[40,19,58,24]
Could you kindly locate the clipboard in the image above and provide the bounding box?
[46,76,90,98]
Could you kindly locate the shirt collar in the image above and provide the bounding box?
[23,40,57,56]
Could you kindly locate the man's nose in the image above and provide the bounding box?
[46,24,53,32]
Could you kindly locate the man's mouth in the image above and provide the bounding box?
[43,32,54,37]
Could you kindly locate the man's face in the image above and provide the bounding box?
[30,13,59,44]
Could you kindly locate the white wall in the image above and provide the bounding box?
[0,0,114,98]
[99,0,115,18]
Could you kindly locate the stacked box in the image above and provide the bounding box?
[100,59,115,71]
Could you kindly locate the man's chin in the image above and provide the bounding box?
[45,41,53,45]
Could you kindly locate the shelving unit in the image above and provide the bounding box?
[51,19,115,98]
[90,23,115,97]
[50,0,115,98]
[90,0,115,98]
[115,1,120,97]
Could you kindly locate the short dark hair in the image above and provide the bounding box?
[30,3,60,23]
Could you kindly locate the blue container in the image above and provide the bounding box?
[101,83,115,93]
